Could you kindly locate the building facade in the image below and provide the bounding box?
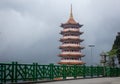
[58,6,85,65]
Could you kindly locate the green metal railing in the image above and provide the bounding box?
[0,62,120,83]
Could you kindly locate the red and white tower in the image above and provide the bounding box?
[58,5,85,65]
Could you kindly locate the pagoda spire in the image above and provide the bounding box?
[67,4,77,24]
[70,4,73,18]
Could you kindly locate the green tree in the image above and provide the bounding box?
[107,49,117,67]
[109,32,120,66]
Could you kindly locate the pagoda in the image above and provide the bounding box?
[58,5,85,65]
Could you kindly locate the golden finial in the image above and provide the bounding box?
[67,4,77,24]
[70,4,73,18]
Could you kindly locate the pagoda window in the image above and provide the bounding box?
[63,42,66,44]
[66,58,69,60]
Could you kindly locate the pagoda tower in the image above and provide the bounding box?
[58,5,85,65]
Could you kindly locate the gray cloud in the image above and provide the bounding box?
[0,0,120,65]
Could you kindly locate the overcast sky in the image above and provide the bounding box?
[0,0,120,65]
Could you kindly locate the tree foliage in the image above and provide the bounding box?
[107,49,117,57]
[109,32,120,66]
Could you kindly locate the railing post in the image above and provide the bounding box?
[43,65,45,79]
[109,67,112,77]
[62,64,66,79]
[103,66,106,77]
[24,64,27,81]
[74,65,77,79]
[49,63,54,80]
[3,63,6,83]
[111,67,114,77]
[33,63,38,81]
[83,65,86,78]
[1,63,4,83]
[97,66,99,77]
[15,62,18,83]
[115,67,117,77]
[90,65,93,78]
[11,62,15,83]
[35,63,38,80]
[118,67,120,76]
[119,68,120,76]
[106,67,108,77]
[33,63,36,81]
[117,68,119,76]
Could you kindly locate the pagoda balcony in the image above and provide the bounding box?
[59,44,84,49]
[59,52,84,57]
[62,28,79,32]
[61,52,82,54]
[60,36,81,41]
[60,44,80,47]
[61,23,83,28]
[58,60,85,65]
[59,47,84,50]
[60,31,83,35]
[61,60,81,62]
[63,36,79,39]
[60,37,84,42]
[60,28,83,34]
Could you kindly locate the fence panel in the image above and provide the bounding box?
[92,66,98,77]
[85,66,91,77]
[16,63,34,81]
[0,62,14,83]
[76,66,83,77]
[0,62,120,83]
[53,65,63,78]
[65,65,74,77]
[36,65,50,79]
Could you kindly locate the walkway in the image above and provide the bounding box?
[35,77,120,84]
